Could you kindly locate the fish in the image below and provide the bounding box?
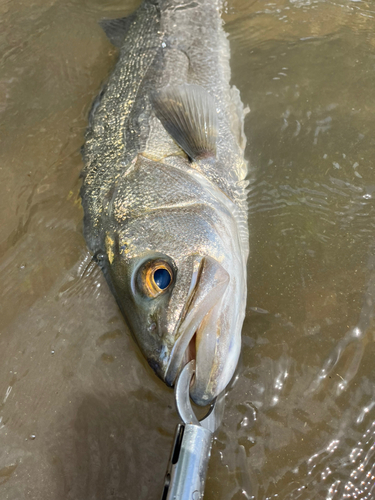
[80,0,249,406]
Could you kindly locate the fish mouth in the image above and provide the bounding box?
[184,332,197,367]
[165,255,229,405]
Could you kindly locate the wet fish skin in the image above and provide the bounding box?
[81,0,249,405]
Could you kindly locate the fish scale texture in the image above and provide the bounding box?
[80,0,249,404]
[81,0,248,257]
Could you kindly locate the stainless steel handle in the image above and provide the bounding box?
[160,361,225,500]
[161,422,213,500]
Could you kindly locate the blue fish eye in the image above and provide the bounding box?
[153,268,171,290]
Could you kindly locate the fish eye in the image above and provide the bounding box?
[153,268,171,290]
[139,260,174,297]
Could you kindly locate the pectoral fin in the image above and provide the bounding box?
[153,84,218,161]
[99,16,133,48]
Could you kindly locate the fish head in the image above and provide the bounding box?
[103,163,245,406]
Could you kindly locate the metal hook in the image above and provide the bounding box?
[160,360,225,500]
[175,360,224,433]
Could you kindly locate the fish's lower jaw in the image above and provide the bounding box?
[165,321,239,406]
[189,358,232,406]
[189,383,216,406]
[164,254,231,402]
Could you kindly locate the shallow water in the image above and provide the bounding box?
[1,0,375,498]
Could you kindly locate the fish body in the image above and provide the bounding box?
[81,0,249,405]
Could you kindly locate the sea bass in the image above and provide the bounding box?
[81,0,249,405]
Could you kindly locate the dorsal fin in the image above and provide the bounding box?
[153,84,218,161]
[99,16,133,48]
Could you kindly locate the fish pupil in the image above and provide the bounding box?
[153,268,171,290]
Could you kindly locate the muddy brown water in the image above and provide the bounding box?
[1,0,375,498]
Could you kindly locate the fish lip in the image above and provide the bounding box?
[164,257,204,387]
[164,255,229,388]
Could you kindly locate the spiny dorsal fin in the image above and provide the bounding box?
[99,16,133,48]
[153,84,218,161]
